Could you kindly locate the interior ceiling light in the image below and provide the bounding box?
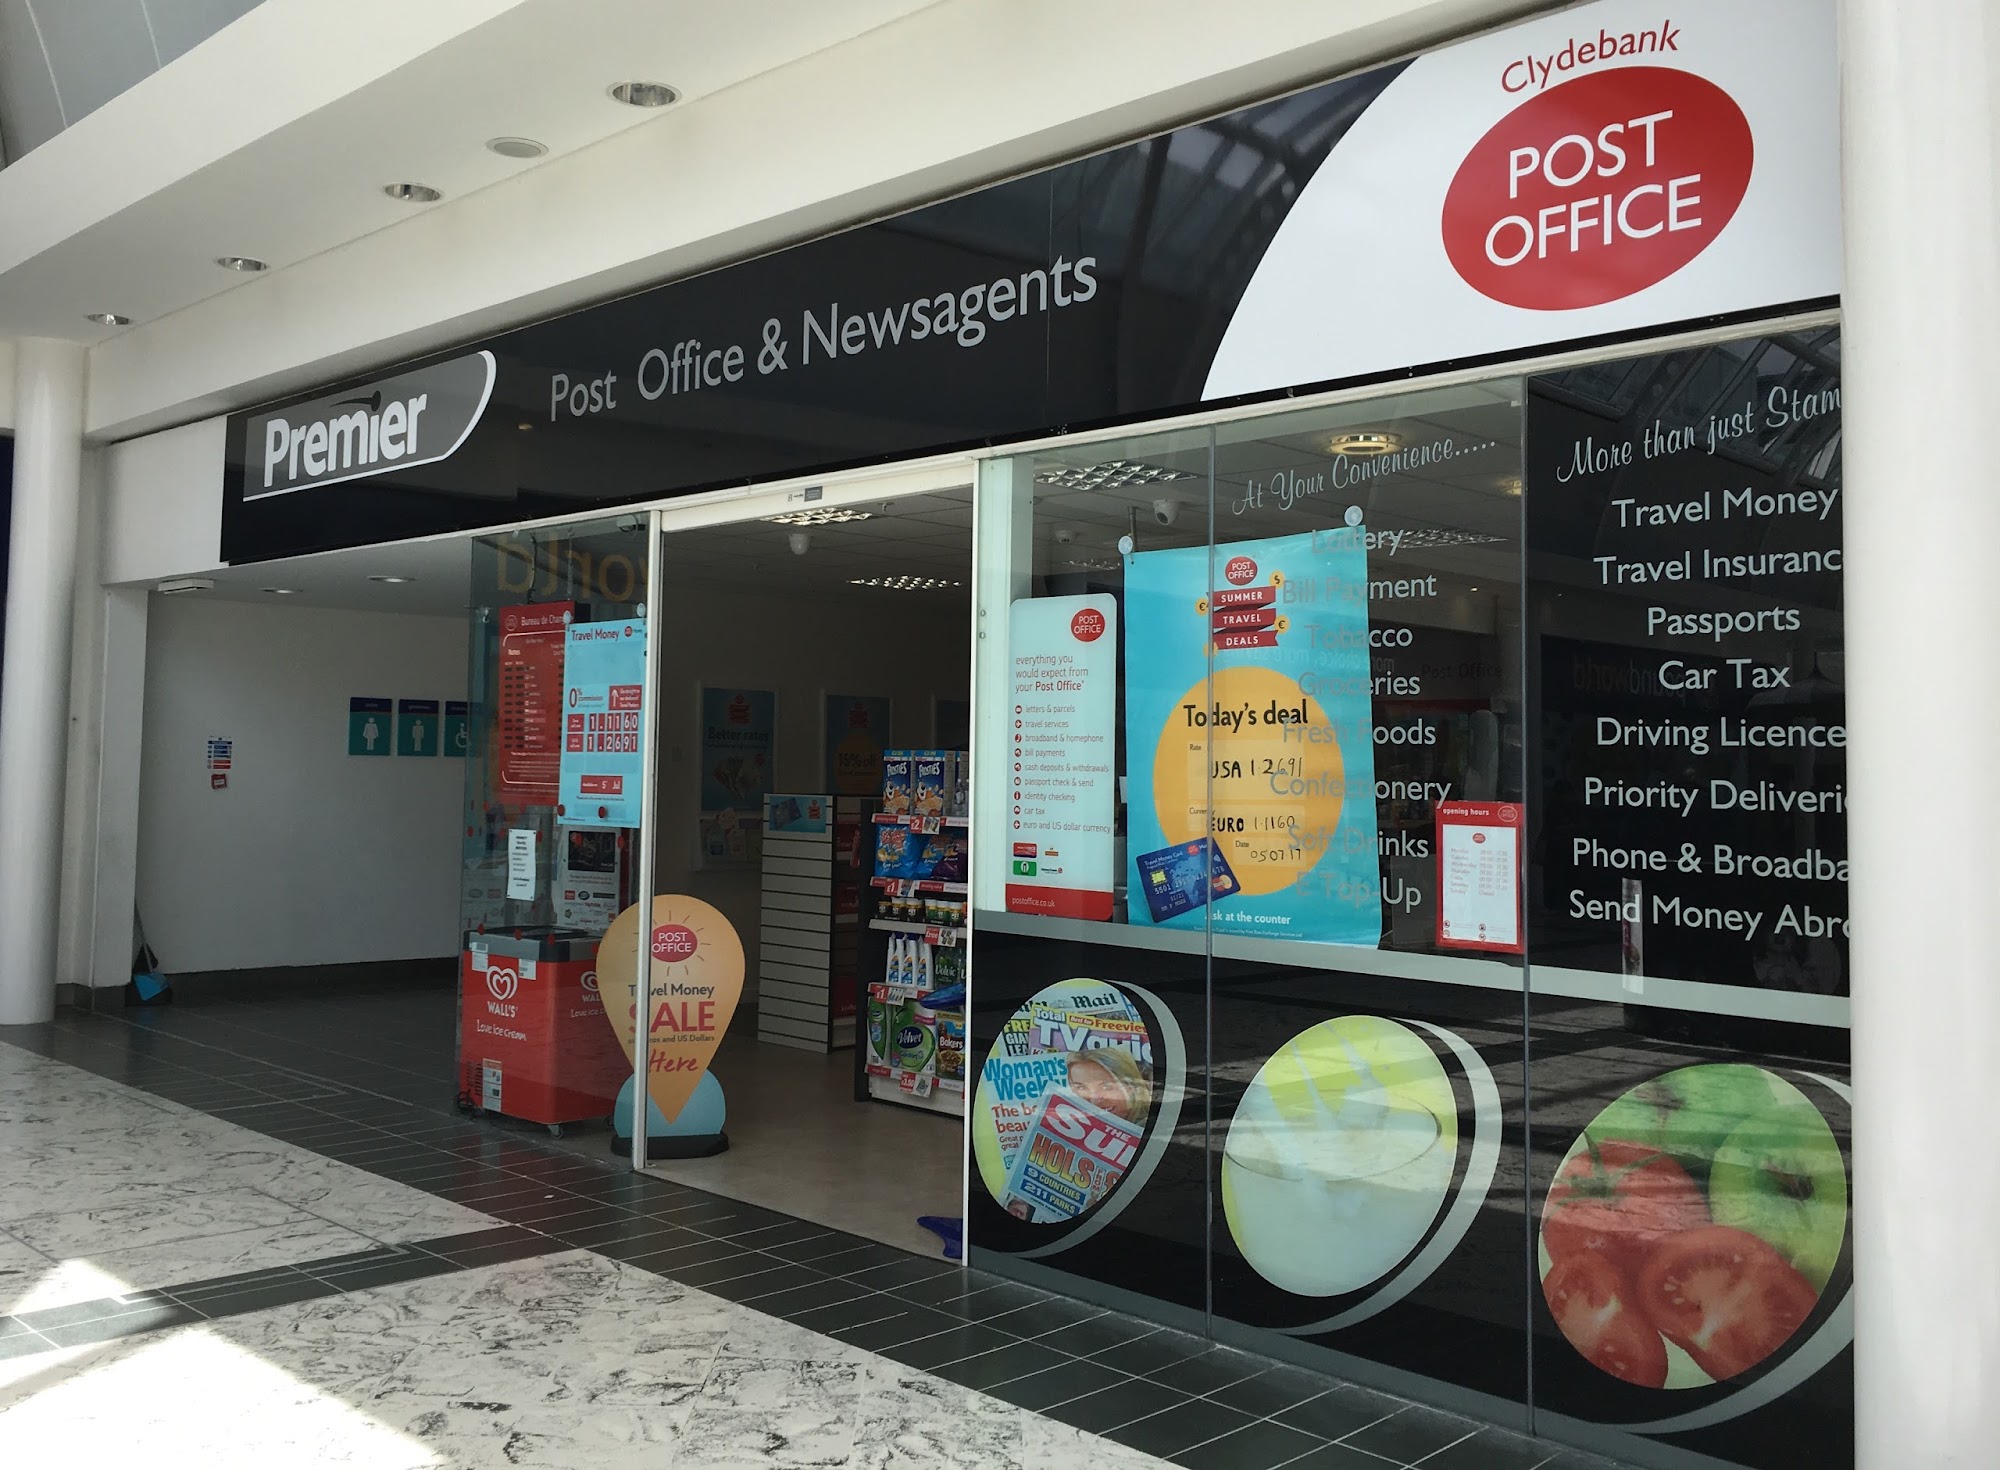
[368,575,416,584]
[1034,460,1198,492]
[848,575,963,591]
[84,311,130,326]
[1327,431,1403,457]
[262,587,299,595]
[1396,527,1508,550]
[216,256,267,273]
[1064,556,1121,572]
[610,81,679,108]
[486,137,548,159]
[1500,475,1524,497]
[384,183,443,203]
[764,508,875,526]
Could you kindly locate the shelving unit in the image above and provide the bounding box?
[755,794,865,1054]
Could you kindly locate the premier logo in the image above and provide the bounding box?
[241,349,497,502]
[263,391,429,489]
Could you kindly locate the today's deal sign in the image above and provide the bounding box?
[1204,0,1838,398]
[1124,533,1380,946]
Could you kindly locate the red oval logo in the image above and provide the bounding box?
[1070,609,1106,643]
[651,924,699,962]
[1442,67,1752,311]
[1224,556,1258,586]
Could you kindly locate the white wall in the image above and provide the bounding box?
[101,416,225,584]
[137,596,468,973]
[652,579,972,1005]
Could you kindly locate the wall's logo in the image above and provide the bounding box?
[1442,68,1753,310]
[485,965,520,1001]
[244,350,497,501]
[580,969,600,995]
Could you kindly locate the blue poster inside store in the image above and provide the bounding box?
[699,687,776,866]
[1124,530,1380,945]
[558,618,647,828]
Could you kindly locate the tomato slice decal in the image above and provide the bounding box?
[1544,1250,1668,1389]
[1635,1225,1818,1381]
[1543,1136,1710,1278]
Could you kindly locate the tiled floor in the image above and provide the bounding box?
[0,995,1635,1469]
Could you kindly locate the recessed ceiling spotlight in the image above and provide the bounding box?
[848,575,963,591]
[517,421,534,432]
[764,508,874,526]
[368,575,416,584]
[1500,475,1524,497]
[262,587,300,595]
[383,183,443,203]
[1033,460,1197,491]
[1327,431,1403,457]
[486,137,548,159]
[609,81,679,108]
[84,312,130,326]
[216,255,267,272]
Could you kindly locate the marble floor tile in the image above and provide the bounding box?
[851,1360,1025,1470]
[5,1184,310,1256]
[677,1355,865,1469]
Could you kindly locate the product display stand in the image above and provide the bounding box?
[853,748,970,1115]
[758,793,842,1051]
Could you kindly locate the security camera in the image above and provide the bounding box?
[1054,528,1076,545]
[788,532,810,556]
[1151,498,1179,527]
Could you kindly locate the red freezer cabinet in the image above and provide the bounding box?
[458,932,629,1132]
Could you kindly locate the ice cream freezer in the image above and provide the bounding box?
[457,928,629,1133]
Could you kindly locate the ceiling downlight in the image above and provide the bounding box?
[610,81,678,108]
[486,137,548,159]
[84,311,130,326]
[216,256,267,273]
[383,183,443,204]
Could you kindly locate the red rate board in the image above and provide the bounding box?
[498,602,572,802]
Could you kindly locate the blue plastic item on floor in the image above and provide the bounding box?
[917,1215,962,1260]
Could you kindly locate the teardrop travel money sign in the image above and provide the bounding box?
[597,895,744,1121]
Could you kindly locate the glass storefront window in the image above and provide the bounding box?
[455,518,652,1138]
[967,326,1851,1470]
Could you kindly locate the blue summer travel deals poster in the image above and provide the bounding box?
[699,687,776,867]
[1124,530,1380,945]
[558,618,647,828]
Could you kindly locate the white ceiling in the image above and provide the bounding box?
[0,0,1542,438]
[0,0,945,344]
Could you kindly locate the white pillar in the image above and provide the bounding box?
[1841,7,2000,1466]
[0,339,86,1025]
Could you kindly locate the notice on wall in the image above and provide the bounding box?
[558,617,647,828]
[1436,801,1523,952]
[1124,533,1380,945]
[1526,335,1846,998]
[497,602,573,802]
[444,700,470,758]
[505,827,539,901]
[1004,596,1117,921]
[824,695,892,796]
[397,699,439,757]
[348,697,391,757]
[698,687,775,869]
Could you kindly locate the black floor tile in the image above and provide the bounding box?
[621,1236,757,1274]
[1340,1406,1477,1464]
[1106,1399,1258,1459]
[550,1217,689,1251]
[836,1256,959,1293]
[1206,1365,1342,1420]
[985,1356,1131,1412]
[1167,1417,1328,1470]
[405,1225,540,1256]
[804,1242,910,1276]
[1268,1443,1405,1470]
[0,1315,39,1340]
[980,1291,1106,1340]
[1275,1385,1409,1443]
[742,1276,878,1321]
[928,1339,1062,1393]
[494,1200,631,1232]
[309,1255,459,1292]
[0,1331,55,1361]
[1039,1311,1161,1360]
[1044,1376,1189,1435]
[1094,1326,1212,1379]
[699,1262,830,1302]
[882,1322,1017,1371]
[1146,1346,1267,1396]
[435,1235,568,1268]
[663,1253,790,1289]
[19,1294,172,1331]
[39,1303,201,1347]
[728,1218,842,1251]
[884,1267,986,1311]
[827,1306,961,1354]
[184,1275,339,1318]
[765,1230,877,1264]
[590,1230,699,1264]
[1414,1428,1549,1469]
